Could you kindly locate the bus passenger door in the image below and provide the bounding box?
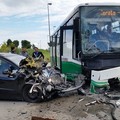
[60,26,73,72]
[55,34,60,69]
[50,35,56,66]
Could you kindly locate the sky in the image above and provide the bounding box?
[0,0,119,49]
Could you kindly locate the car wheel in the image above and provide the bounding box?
[22,85,43,103]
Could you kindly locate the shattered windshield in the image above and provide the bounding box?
[81,6,120,54]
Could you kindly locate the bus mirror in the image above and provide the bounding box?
[73,17,79,32]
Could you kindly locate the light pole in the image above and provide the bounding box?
[47,3,52,42]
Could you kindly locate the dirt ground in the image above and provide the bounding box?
[0,93,120,120]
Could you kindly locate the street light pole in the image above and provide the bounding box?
[47,3,52,42]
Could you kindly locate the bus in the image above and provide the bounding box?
[49,3,120,93]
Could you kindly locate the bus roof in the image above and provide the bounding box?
[80,2,120,6]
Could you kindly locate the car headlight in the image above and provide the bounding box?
[48,78,52,83]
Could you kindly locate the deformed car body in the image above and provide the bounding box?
[0,53,85,103]
[0,53,41,102]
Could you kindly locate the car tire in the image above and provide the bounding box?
[22,85,43,103]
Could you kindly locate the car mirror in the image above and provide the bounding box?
[2,69,11,75]
[3,69,17,78]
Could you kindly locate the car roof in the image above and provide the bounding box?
[0,53,25,66]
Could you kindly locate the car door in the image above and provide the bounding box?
[0,57,20,97]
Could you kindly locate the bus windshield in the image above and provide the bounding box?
[81,6,120,55]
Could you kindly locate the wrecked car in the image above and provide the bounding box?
[0,53,85,103]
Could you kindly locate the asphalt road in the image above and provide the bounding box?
[0,94,120,120]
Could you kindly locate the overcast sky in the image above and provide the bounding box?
[0,0,119,49]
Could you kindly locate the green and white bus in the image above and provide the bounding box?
[50,3,120,92]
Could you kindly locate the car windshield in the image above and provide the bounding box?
[0,53,25,66]
[81,6,120,54]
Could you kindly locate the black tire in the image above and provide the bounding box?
[22,85,43,103]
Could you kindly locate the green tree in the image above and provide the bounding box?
[0,42,9,52]
[6,39,12,47]
[13,40,19,47]
[21,40,31,49]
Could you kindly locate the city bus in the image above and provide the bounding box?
[49,3,120,92]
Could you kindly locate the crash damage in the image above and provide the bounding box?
[17,56,120,120]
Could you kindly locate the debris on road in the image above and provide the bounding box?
[31,116,55,120]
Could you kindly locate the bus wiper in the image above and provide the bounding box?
[90,49,112,59]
